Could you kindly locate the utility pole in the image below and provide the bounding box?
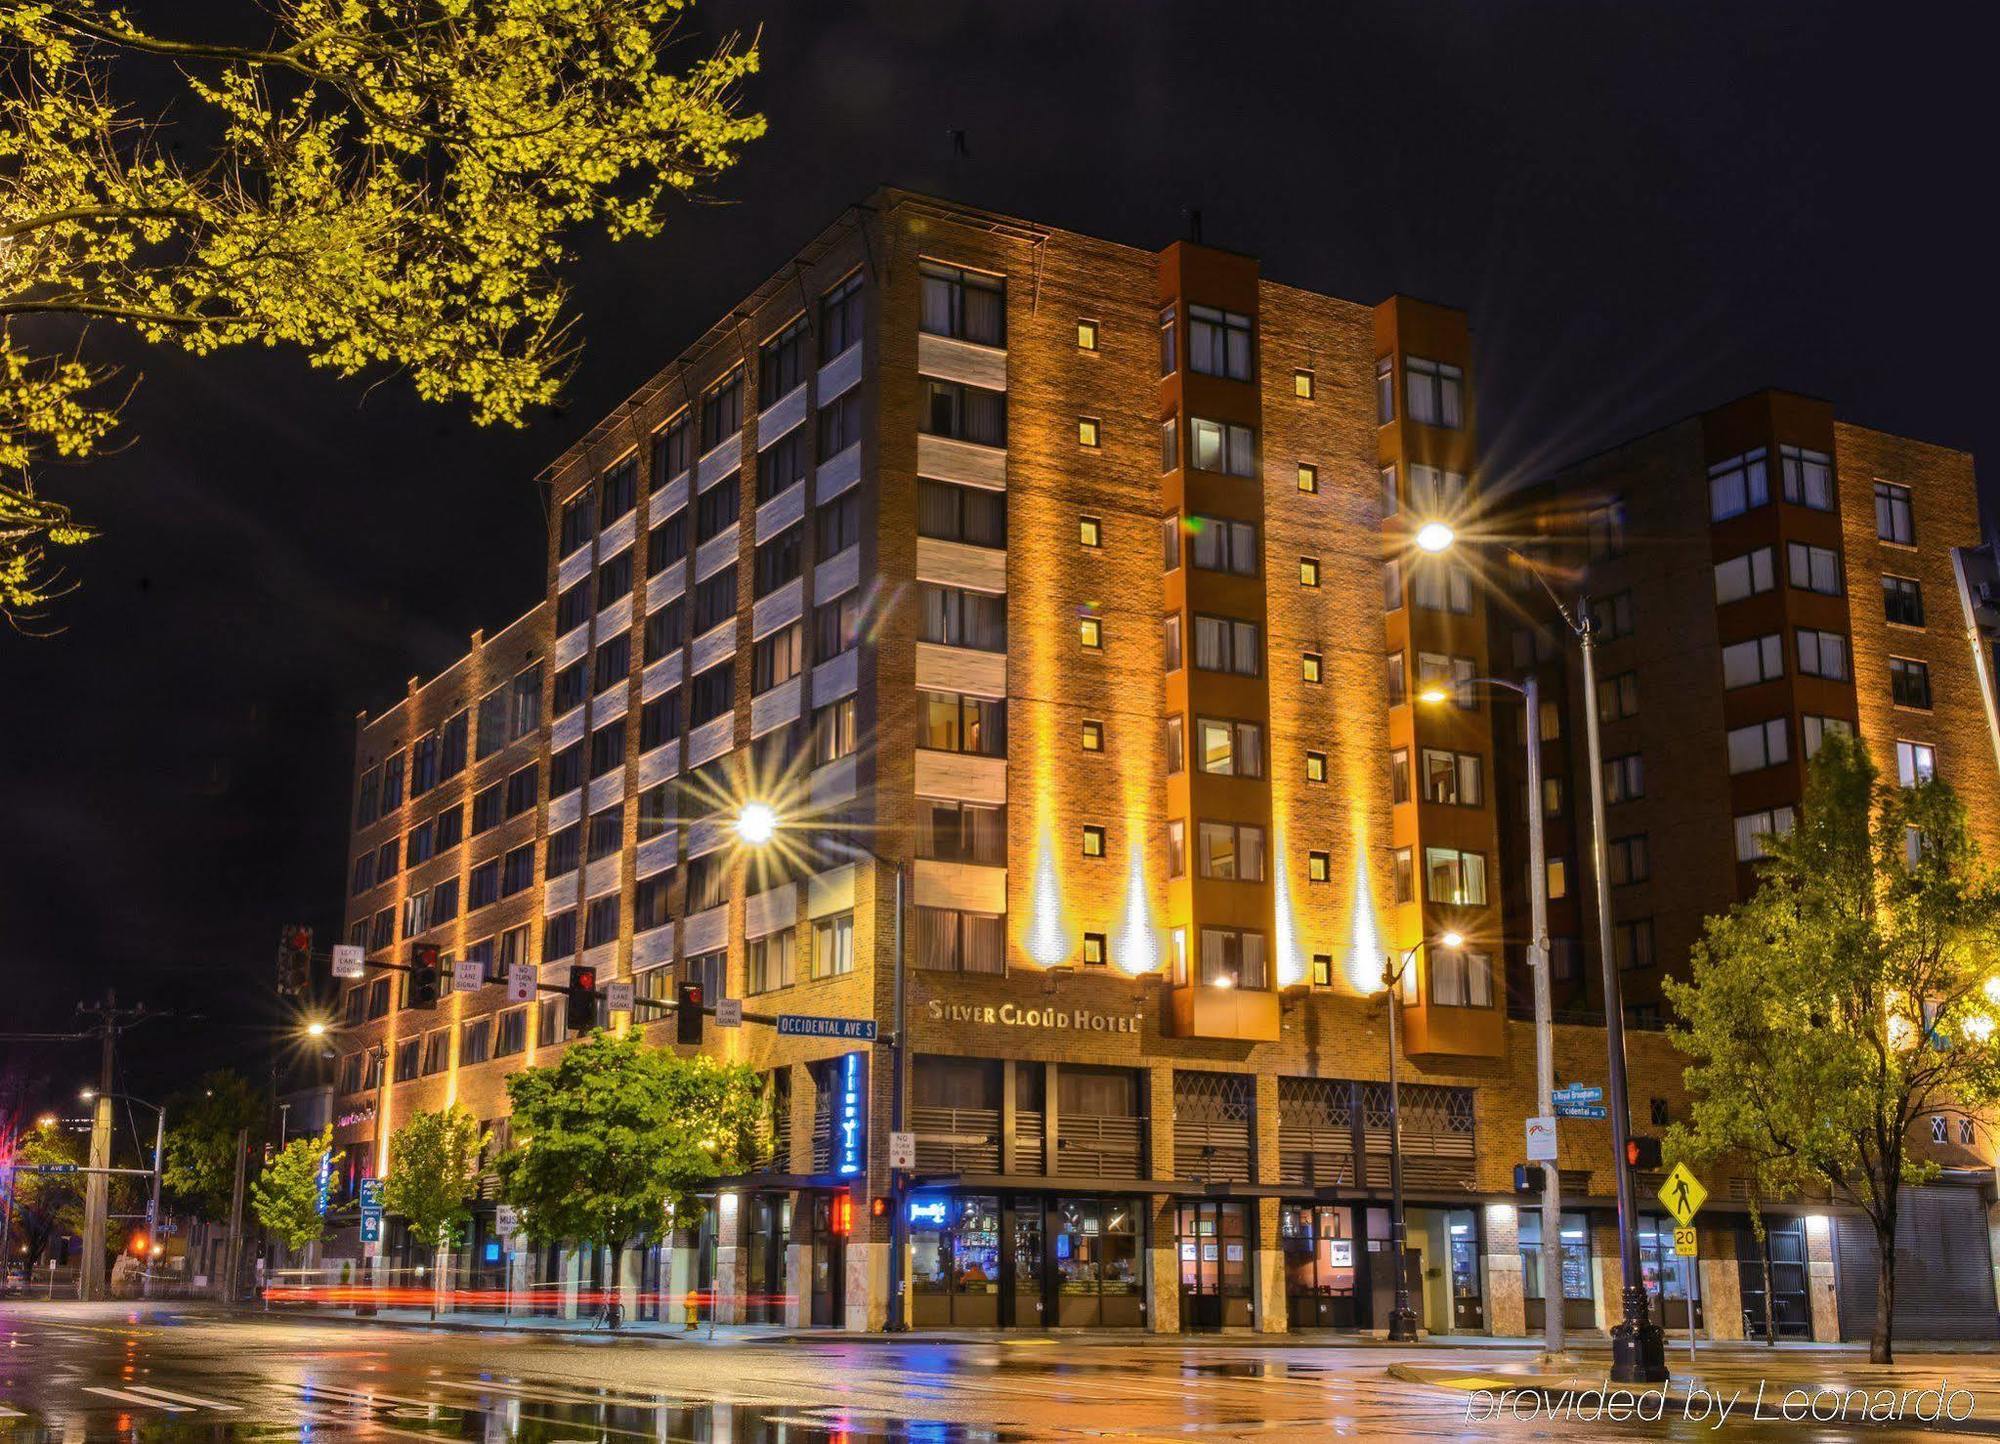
[79,992,117,1301]
[220,1127,249,1304]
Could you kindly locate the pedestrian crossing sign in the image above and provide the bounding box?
[1658,1161,1707,1225]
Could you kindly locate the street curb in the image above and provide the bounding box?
[1386,1361,1611,1397]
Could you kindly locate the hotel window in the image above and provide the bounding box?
[1384,556,1403,611]
[1375,356,1395,422]
[682,851,728,913]
[1722,634,1785,689]
[1392,847,1413,904]
[918,799,1006,865]
[1305,751,1327,783]
[1188,304,1254,380]
[1079,616,1103,650]
[1420,748,1483,807]
[921,378,1007,447]
[648,509,688,573]
[635,781,673,841]
[644,598,686,665]
[1197,821,1267,882]
[653,412,692,488]
[1734,806,1796,862]
[1307,850,1330,883]
[1613,919,1655,971]
[1404,356,1464,428]
[468,859,500,910]
[754,522,804,598]
[1708,448,1770,521]
[1082,933,1106,966]
[1293,368,1315,399]
[915,906,1005,974]
[1796,628,1850,681]
[1078,416,1101,448]
[1779,445,1834,510]
[633,871,671,933]
[1727,718,1789,774]
[396,1038,422,1081]
[1424,846,1488,906]
[1299,462,1319,494]
[919,584,1006,652]
[1883,575,1925,627]
[1302,651,1323,684]
[439,711,469,782]
[1408,464,1467,514]
[496,923,529,976]
[1188,416,1257,477]
[583,893,620,950]
[460,1017,491,1067]
[1410,561,1473,614]
[1160,416,1179,472]
[1159,305,1177,374]
[1164,714,1185,773]
[409,733,439,798]
[1389,747,1410,803]
[700,370,743,448]
[1386,651,1407,706]
[586,803,623,863]
[356,764,382,825]
[538,996,566,1046]
[433,807,463,858]
[1587,500,1627,560]
[501,843,534,897]
[695,472,740,542]
[809,592,859,662]
[545,823,581,880]
[351,852,376,895]
[1162,615,1183,672]
[336,1052,361,1094]
[1875,482,1915,544]
[541,908,577,963]
[1195,718,1265,778]
[558,486,594,557]
[1714,546,1776,604]
[1962,1117,1976,1146]
[552,657,586,715]
[1299,556,1320,588]
[817,388,863,456]
[813,912,855,978]
[1416,651,1476,708]
[366,973,391,1017]
[756,424,808,504]
[917,691,1006,756]
[746,931,796,995]
[1076,318,1099,350]
[687,660,734,728]
[811,695,859,765]
[1895,740,1938,788]
[1161,515,1182,571]
[819,272,863,363]
[1890,657,1932,709]
[1166,820,1186,878]
[1603,753,1644,803]
[1432,948,1493,1007]
[1188,515,1257,574]
[1082,825,1107,858]
[405,820,434,867]
[1080,719,1104,752]
[639,690,681,753]
[593,634,630,696]
[1192,614,1260,675]
[1588,590,1635,640]
[1608,834,1650,886]
[375,839,398,883]
[1802,714,1853,757]
[598,460,637,529]
[758,314,809,404]
[1199,927,1268,989]
[1077,514,1104,548]
[1786,541,1844,596]
[919,260,1005,346]
[912,484,1007,553]
[1595,670,1639,722]
[1311,954,1333,987]
[589,718,626,779]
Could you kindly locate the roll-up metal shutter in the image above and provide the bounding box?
[1834,1183,1997,1342]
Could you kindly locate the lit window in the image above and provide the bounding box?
[1298,463,1318,494]
[1305,751,1327,783]
[1311,954,1333,987]
[1302,652,1323,684]
[1895,739,1937,788]
[1307,850,1330,883]
[1076,319,1099,351]
[1082,933,1106,965]
[1080,720,1104,752]
[1078,416,1101,448]
[1081,825,1106,858]
[1080,616,1103,650]
[1293,369,1315,399]
[1299,557,1320,588]
[1079,515,1102,548]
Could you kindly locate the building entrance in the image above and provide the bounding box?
[1177,1200,1252,1330]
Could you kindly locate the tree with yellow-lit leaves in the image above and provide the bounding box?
[1,0,763,629]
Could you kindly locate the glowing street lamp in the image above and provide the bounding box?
[1414,520,1456,554]
[305,1020,329,1038]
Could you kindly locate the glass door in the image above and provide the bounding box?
[1177,1201,1251,1330]
[1008,1196,1045,1328]
[1447,1209,1484,1331]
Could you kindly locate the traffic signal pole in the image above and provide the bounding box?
[79,994,118,1301]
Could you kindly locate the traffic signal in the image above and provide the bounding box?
[1513,1164,1546,1192]
[870,1196,890,1220]
[675,980,703,1045]
[276,924,313,996]
[831,1193,854,1237]
[1626,1135,1663,1170]
[566,964,599,1032]
[409,942,442,1009]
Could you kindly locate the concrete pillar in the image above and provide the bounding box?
[712,1191,743,1324]
[783,1239,808,1327]
[1591,1220,1619,1332]
[1251,1075,1285,1334]
[559,1245,580,1320]
[1699,1223,1743,1340]
[1148,1194,1179,1333]
[1804,1214,1839,1342]
[1482,1202,1525,1338]
[668,1234,700,1327]
[849,1237,883,1331]
[617,1243,641,1321]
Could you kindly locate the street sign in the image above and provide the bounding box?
[777,1014,878,1042]
[331,944,366,980]
[1658,1162,1708,1225]
[888,1130,916,1170]
[507,963,536,1004]
[495,1204,520,1238]
[715,998,743,1029]
[18,1163,78,1174]
[359,1178,383,1209]
[453,959,486,993]
[1674,1225,1698,1258]
[605,981,634,1014]
[1525,1115,1558,1162]
[1557,1103,1608,1120]
[1551,1084,1603,1106]
[359,1209,381,1244]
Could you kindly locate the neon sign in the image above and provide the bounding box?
[908,1198,949,1226]
[836,1051,866,1177]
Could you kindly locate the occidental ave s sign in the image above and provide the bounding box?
[928,999,1144,1034]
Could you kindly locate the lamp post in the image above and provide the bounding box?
[1381,936,1457,1343]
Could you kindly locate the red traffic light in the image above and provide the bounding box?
[870,1196,890,1219]
[1625,1135,1663,1170]
[832,1194,854,1236]
[128,1232,149,1257]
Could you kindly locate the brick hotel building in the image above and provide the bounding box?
[329,190,1999,1340]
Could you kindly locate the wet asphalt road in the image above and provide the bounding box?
[2,1302,1999,1442]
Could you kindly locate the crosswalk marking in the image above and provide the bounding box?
[124,1385,240,1411]
[82,1386,190,1412]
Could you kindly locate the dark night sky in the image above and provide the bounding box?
[5,1,1994,1098]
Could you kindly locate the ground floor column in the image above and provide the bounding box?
[1253,1197,1285,1333]
[1699,1223,1743,1340]
[1147,1195,1179,1333]
[850,1234,884,1331]
[558,1245,580,1320]
[1804,1214,1839,1341]
[1482,1203,1525,1338]
[712,1191,743,1325]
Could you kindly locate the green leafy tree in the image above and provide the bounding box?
[251,1127,340,1254]
[161,1071,265,1220]
[0,0,763,627]
[381,1104,485,1317]
[496,1032,760,1296]
[1665,734,2000,1362]
[5,1121,86,1265]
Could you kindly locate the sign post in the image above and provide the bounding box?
[1525,1116,1558,1162]
[1658,1162,1709,1372]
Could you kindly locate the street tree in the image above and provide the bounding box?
[250,1126,339,1256]
[496,1032,760,1313]
[4,1121,86,1266]
[1664,733,2000,1362]
[161,1071,265,1220]
[0,0,763,627]
[381,1105,486,1317]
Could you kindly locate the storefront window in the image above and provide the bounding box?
[909,1193,1000,1326]
[1637,1213,1692,1300]
[1282,1205,1359,1328]
[1519,1209,1592,1300]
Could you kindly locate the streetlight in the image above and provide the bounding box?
[1380,937,1456,1342]
[1414,521,1456,554]
[1419,674,1570,1368]
[735,805,912,1333]
[1424,527,1667,1383]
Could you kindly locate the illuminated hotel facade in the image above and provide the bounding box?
[330,191,1996,1339]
